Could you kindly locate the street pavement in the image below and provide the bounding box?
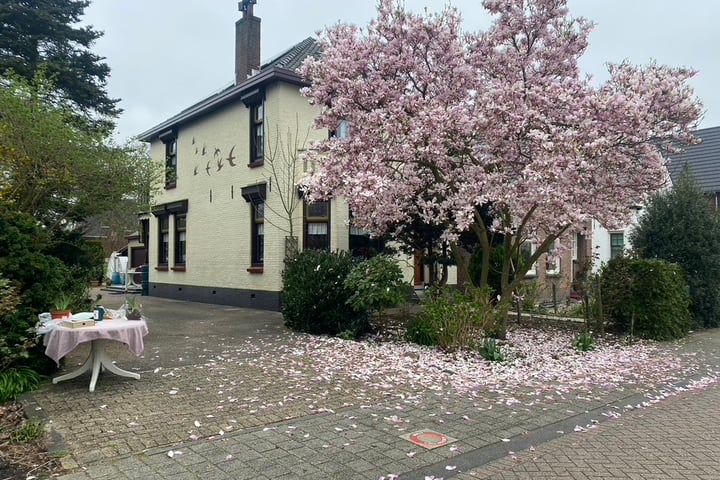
[23,291,720,480]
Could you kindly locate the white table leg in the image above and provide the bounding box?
[52,355,93,384]
[53,339,141,392]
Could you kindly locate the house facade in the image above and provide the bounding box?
[587,125,720,274]
[138,5,458,310]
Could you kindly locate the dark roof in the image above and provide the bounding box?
[137,37,320,142]
[667,126,720,193]
[261,37,322,71]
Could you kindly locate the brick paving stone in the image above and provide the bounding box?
[455,381,720,480]
[20,295,720,480]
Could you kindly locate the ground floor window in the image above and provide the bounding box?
[304,201,330,251]
[158,215,169,266]
[241,183,267,270]
[252,202,264,266]
[610,232,624,259]
[174,214,187,266]
[349,211,384,257]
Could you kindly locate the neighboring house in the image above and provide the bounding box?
[667,125,720,209]
[137,4,453,310]
[589,125,720,274]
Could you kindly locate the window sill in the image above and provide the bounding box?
[164,183,177,190]
[247,160,264,169]
[246,267,264,274]
[156,265,169,271]
[171,266,186,272]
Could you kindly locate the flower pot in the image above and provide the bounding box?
[126,310,142,320]
[50,310,72,320]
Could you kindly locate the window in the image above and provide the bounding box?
[164,136,177,188]
[610,232,624,259]
[349,209,384,257]
[545,241,561,276]
[241,183,267,271]
[330,119,350,139]
[304,201,330,251]
[252,202,264,266]
[158,215,169,266]
[140,219,149,247]
[519,242,537,277]
[250,102,264,165]
[174,214,187,267]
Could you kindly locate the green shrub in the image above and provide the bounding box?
[600,257,693,340]
[572,331,595,352]
[405,315,438,347]
[630,168,720,328]
[282,250,369,337]
[0,367,42,403]
[469,246,507,298]
[344,255,407,319]
[406,286,494,352]
[478,338,505,362]
[10,418,44,444]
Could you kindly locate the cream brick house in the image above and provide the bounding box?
[137,4,390,309]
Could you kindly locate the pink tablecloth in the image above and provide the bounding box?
[44,319,148,365]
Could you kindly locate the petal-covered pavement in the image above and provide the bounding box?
[26,294,720,479]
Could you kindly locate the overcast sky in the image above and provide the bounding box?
[81,0,719,143]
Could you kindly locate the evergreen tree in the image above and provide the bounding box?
[0,0,119,130]
[630,167,720,328]
[0,74,162,231]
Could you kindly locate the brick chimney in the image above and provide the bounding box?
[235,1,261,85]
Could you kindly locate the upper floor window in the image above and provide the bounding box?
[250,102,264,165]
[164,136,177,189]
[330,119,350,140]
[304,201,330,251]
[610,232,624,259]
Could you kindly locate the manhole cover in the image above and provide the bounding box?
[401,430,457,449]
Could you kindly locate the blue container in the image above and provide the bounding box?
[111,272,121,285]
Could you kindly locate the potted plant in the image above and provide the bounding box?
[124,296,143,320]
[50,294,73,320]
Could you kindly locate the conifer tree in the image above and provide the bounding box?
[0,0,119,130]
[631,167,720,328]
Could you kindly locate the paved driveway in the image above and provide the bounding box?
[25,291,720,479]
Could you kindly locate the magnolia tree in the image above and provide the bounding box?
[300,0,702,333]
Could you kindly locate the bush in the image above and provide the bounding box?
[344,255,407,319]
[0,206,96,373]
[0,367,42,403]
[600,257,693,340]
[405,286,494,352]
[405,315,438,347]
[478,338,505,362]
[282,250,369,337]
[630,168,720,328]
[469,246,507,298]
[573,331,595,352]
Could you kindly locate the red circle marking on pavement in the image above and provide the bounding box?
[410,431,449,448]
